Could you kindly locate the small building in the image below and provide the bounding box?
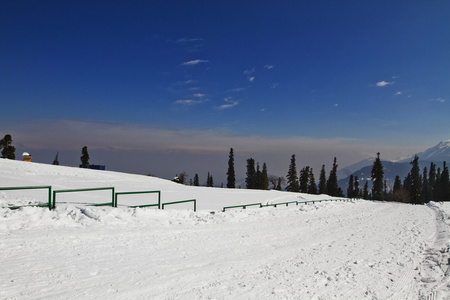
[22,152,32,162]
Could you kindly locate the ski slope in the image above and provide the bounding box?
[1,159,450,299]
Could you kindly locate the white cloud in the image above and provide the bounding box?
[376,81,394,87]
[333,104,339,107]
[194,93,205,98]
[248,76,255,82]
[181,59,209,66]
[395,91,402,96]
[270,83,279,89]
[431,97,446,103]
[243,68,255,75]
[175,99,203,105]
[219,98,239,109]
[231,87,246,92]
[264,65,274,70]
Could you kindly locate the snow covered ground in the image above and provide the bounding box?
[1,159,450,299]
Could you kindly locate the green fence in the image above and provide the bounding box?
[162,199,196,212]
[0,186,53,210]
[52,187,115,209]
[114,190,161,208]
[223,198,356,212]
[223,203,263,212]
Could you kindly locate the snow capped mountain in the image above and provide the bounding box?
[399,139,450,163]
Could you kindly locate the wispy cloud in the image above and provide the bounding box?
[243,68,255,75]
[194,93,205,98]
[175,99,204,105]
[219,97,239,109]
[431,97,446,103]
[270,83,279,89]
[231,87,246,92]
[376,81,394,87]
[181,59,209,66]
[263,65,274,70]
[395,91,403,96]
[248,76,255,82]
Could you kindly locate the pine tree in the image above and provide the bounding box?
[52,152,60,165]
[206,172,214,187]
[286,154,299,192]
[245,158,256,189]
[0,134,16,159]
[80,146,90,167]
[255,162,262,189]
[354,176,360,198]
[347,175,354,198]
[226,148,236,188]
[318,165,327,194]
[308,168,318,194]
[299,166,310,193]
[422,167,429,203]
[409,155,422,204]
[261,162,269,190]
[193,173,199,186]
[429,162,436,201]
[276,177,282,191]
[436,161,450,201]
[326,157,339,196]
[363,181,370,200]
[371,152,384,201]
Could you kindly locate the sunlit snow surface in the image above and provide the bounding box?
[1,159,450,299]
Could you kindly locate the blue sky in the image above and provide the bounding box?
[1,1,449,184]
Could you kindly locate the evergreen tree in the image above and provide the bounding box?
[363,181,370,200]
[226,148,236,188]
[422,167,429,203]
[255,162,262,189]
[206,172,214,187]
[52,152,60,165]
[0,134,16,159]
[429,162,436,201]
[354,176,360,198]
[193,173,199,186]
[80,146,90,167]
[371,152,384,201]
[299,166,310,193]
[347,175,354,198]
[392,175,405,202]
[409,155,422,204]
[318,165,327,194]
[245,158,256,189]
[286,154,299,192]
[308,168,318,194]
[275,177,283,191]
[326,157,339,196]
[261,162,269,190]
[436,161,450,201]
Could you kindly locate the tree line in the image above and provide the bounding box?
[363,153,450,203]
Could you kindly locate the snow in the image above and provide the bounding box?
[1,159,450,299]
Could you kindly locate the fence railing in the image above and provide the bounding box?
[1,184,358,212]
[0,186,52,210]
[52,187,115,209]
[114,190,161,208]
[162,199,197,212]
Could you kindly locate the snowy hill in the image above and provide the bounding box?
[2,158,450,298]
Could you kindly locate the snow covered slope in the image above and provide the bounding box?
[1,159,450,299]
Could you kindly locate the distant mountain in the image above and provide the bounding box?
[399,139,450,163]
[338,140,450,194]
[337,158,374,180]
